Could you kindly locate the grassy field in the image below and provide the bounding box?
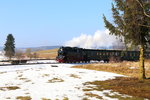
[34,48,58,59]
[73,60,150,99]
[73,60,150,78]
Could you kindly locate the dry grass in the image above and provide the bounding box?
[19,77,31,82]
[69,74,81,79]
[103,93,140,100]
[63,97,69,100]
[34,48,58,59]
[73,60,150,99]
[0,86,20,91]
[16,96,31,100]
[73,61,150,78]
[82,98,90,100]
[47,78,64,83]
[85,93,103,99]
[0,72,6,74]
[42,74,50,77]
[83,77,150,99]
[41,98,51,100]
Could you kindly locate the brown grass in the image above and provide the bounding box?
[34,48,58,59]
[73,61,150,78]
[16,96,31,100]
[85,93,103,99]
[42,74,50,77]
[63,97,69,100]
[69,74,81,79]
[47,78,64,83]
[73,61,150,99]
[0,86,20,91]
[0,72,6,74]
[19,77,31,82]
[83,77,150,99]
[41,98,51,100]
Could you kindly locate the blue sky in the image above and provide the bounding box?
[0,0,113,47]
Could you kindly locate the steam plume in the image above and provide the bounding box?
[65,30,122,49]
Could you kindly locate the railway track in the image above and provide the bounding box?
[0,58,95,66]
[0,62,61,66]
[0,59,59,66]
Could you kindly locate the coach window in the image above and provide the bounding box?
[91,52,93,56]
[130,53,132,57]
[109,52,111,56]
[101,52,103,56]
[110,52,112,56]
[104,52,105,56]
[106,52,108,56]
[107,52,109,56]
[104,52,106,56]
[114,52,116,56]
[117,52,119,56]
[102,52,104,56]
[112,52,114,56]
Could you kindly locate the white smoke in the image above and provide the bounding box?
[65,30,122,49]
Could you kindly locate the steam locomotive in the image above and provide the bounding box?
[56,46,150,63]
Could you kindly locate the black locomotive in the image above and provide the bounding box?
[56,46,150,63]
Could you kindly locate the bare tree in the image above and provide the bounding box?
[15,49,23,60]
[32,52,39,59]
[25,48,32,59]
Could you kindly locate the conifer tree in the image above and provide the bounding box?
[103,0,150,80]
[4,34,15,60]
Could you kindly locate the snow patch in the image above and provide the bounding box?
[0,61,125,100]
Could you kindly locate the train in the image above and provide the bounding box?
[56,46,150,63]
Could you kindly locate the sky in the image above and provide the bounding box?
[0,0,114,48]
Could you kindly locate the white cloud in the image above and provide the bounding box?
[65,30,121,49]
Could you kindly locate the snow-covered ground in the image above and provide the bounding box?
[0,60,124,100]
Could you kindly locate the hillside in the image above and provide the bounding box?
[16,46,61,52]
[34,48,58,59]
